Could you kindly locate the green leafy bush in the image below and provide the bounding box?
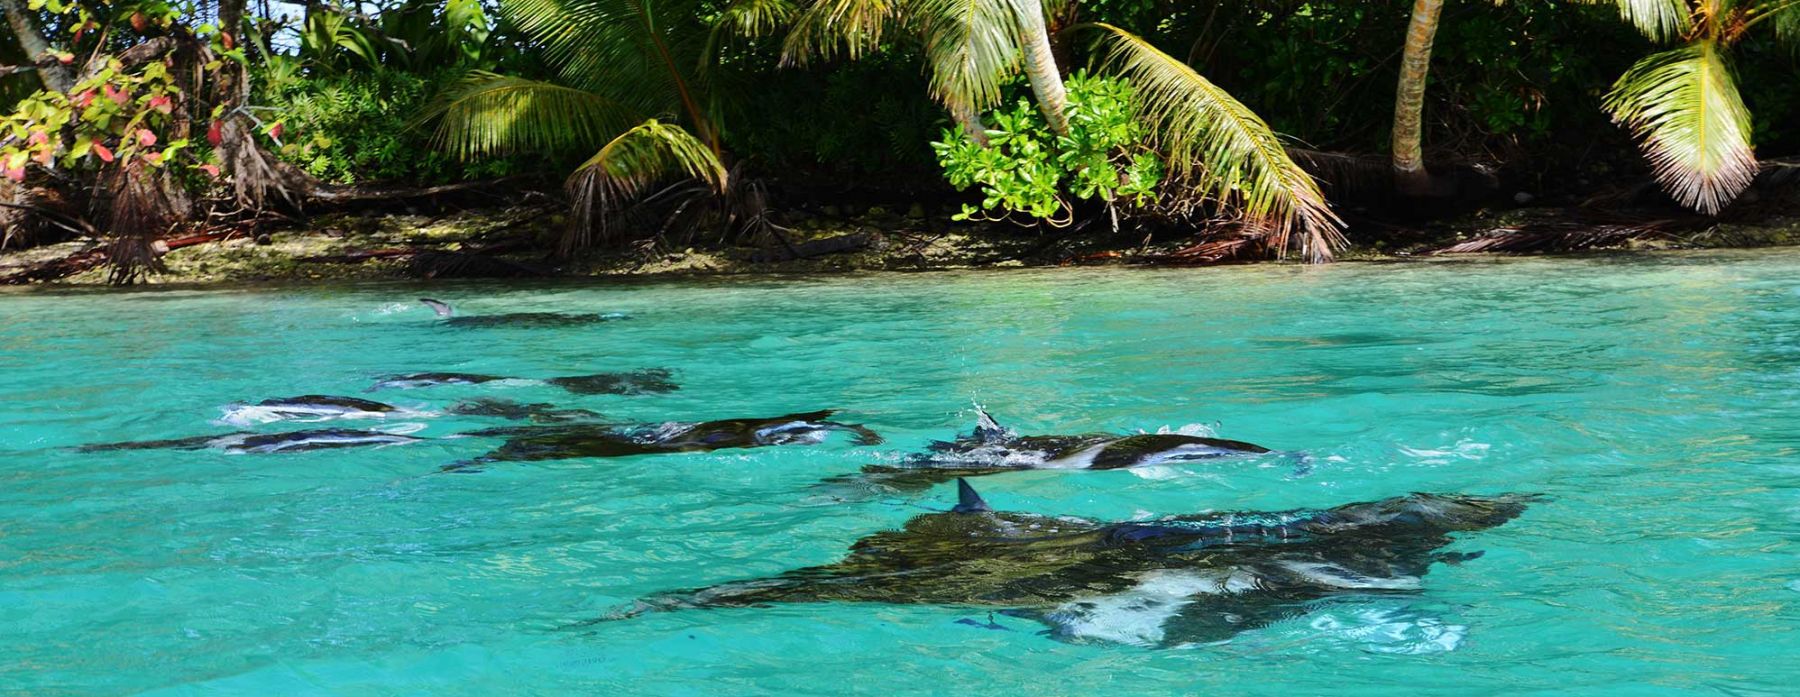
[932,73,1163,224]
[257,69,528,185]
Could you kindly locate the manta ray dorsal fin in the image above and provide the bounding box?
[973,408,1007,443]
[419,298,454,318]
[952,478,992,513]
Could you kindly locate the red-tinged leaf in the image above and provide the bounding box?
[57,52,74,65]
[32,149,53,167]
[136,129,157,147]
[74,90,95,108]
[105,84,128,106]
[149,95,173,114]
[268,122,284,140]
[207,120,223,146]
[199,163,220,178]
[5,166,24,182]
[130,12,148,33]
[143,152,163,165]
[27,130,49,145]
[93,144,115,163]
[221,32,235,51]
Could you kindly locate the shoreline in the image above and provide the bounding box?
[6,204,1800,288]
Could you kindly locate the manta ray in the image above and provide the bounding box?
[218,395,415,426]
[77,428,424,454]
[418,298,629,328]
[368,368,678,395]
[219,395,600,426]
[836,409,1287,492]
[446,410,883,469]
[615,479,1534,647]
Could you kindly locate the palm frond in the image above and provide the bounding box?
[707,0,799,71]
[1087,23,1343,262]
[1604,43,1756,214]
[910,0,1021,114]
[502,0,700,110]
[419,72,647,160]
[566,119,729,252]
[715,0,799,42]
[1765,1,1800,44]
[780,0,898,64]
[1576,0,1692,42]
[1618,0,1693,41]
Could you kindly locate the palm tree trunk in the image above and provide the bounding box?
[1392,0,1443,195]
[214,0,317,209]
[1,0,73,92]
[1014,0,1069,136]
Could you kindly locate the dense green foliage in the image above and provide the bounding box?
[256,69,527,184]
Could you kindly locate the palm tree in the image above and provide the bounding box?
[783,0,1342,260]
[1391,0,1445,195]
[1599,0,1799,214]
[423,0,737,252]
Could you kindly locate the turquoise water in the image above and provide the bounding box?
[3,252,1798,695]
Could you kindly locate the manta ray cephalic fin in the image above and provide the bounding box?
[418,298,454,318]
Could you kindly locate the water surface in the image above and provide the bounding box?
[3,252,1798,695]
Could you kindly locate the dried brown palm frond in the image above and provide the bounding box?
[1425,217,1681,255]
[103,161,179,284]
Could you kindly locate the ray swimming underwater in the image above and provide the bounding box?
[446,409,882,468]
[612,479,1533,647]
[368,368,678,395]
[832,409,1293,493]
[78,428,425,454]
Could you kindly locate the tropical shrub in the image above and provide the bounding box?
[258,69,529,184]
[0,58,201,181]
[932,73,1161,224]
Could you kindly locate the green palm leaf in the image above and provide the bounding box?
[566,119,730,251]
[910,0,1021,115]
[782,0,1018,116]
[711,0,800,50]
[419,72,646,160]
[1086,23,1343,262]
[780,0,900,64]
[1604,43,1756,214]
[501,0,707,122]
[1591,0,1693,42]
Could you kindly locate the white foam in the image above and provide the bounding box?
[1398,439,1490,464]
[1303,606,1466,655]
